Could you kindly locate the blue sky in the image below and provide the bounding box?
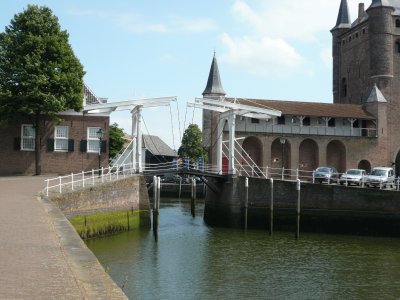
[1,0,362,149]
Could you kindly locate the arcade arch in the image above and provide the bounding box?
[327,140,346,173]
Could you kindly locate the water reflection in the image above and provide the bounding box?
[86,199,400,299]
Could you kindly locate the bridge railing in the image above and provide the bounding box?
[44,162,138,196]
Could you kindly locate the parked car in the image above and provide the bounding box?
[365,167,395,188]
[339,169,366,186]
[314,166,340,184]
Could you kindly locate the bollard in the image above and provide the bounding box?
[82,171,85,188]
[71,173,74,191]
[269,178,274,235]
[244,177,249,231]
[266,166,269,179]
[312,171,315,184]
[281,167,284,180]
[380,176,383,190]
[59,176,62,194]
[296,168,299,181]
[361,175,365,188]
[296,179,301,239]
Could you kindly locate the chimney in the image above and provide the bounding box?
[358,3,365,22]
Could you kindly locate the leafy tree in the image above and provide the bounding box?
[109,123,126,159]
[178,124,207,163]
[0,5,85,175]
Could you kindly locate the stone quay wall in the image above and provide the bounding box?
[204,177,400,235]
[49,175,150,218]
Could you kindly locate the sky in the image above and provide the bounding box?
[0,0,363,150]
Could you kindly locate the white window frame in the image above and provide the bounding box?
[87,127,101,153]
[21,124,35,151]
[54,126,69,152]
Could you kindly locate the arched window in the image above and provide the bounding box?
[341,78,347,97]
[396,40,400,53]
[396,19,400,27]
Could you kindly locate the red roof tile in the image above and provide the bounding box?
[225,98,375,120]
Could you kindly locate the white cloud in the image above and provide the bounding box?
[221,0,362,77]
[220,33,304,77]
[170,16,217,33]
[320,47,332,70]
[68,9,216,34]
[231,0,360,41]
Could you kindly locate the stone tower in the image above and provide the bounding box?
[332,0,400,169]
[202,54,226,163]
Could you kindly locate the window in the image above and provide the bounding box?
[396,19,400,27]
[356,32,359,38]
[21,124,35,151]
[396,41,400,53]
[303,117,311,126]
[277,116,286,125]
[328,118,336,127]
[54,126,69,151]
[251,118,260,124]
[341,78,347,97]
[87,127,101,153]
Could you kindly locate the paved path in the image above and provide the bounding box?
[0,176,127,299]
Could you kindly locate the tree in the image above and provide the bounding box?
[0,5,85,175]
[178,124,207,163]
[109,123,126,159]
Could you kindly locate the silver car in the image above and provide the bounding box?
[365,167,395,188]
[339,169,366,186]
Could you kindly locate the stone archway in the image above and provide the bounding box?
[271,138,291,173]
[299,139,319,176]
[358,160,371,174]
[327,140,346,173]
[242,136,263,167]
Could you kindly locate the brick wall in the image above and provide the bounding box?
[0,113,109,175]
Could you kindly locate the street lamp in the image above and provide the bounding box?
[280,138,286,170]
[97,128,104,174]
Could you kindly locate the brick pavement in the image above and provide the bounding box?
[0,176,127,299]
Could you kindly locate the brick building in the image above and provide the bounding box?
[203,0,400,176]
[0,85,110,175]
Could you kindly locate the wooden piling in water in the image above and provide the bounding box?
[296,179,301,239]
[244,177,249,231]
[153,176,159,241]
[269,178,274,235]
[191,178,196,217]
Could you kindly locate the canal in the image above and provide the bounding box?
[86,199,400,299]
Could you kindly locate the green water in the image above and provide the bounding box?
[86,199,400,299]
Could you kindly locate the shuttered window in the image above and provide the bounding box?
[87,127,101,153]
[54,126,69,151]
[21,125,35,151]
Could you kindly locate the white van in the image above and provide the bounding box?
[365,167,395,188]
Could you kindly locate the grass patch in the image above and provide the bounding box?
[70,210,147,239]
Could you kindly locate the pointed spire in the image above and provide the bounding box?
[333,0,352,30]
[366,84,387,103]
[202,53,226,97]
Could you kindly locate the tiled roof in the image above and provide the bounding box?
[225,98,375,120]
[143,135,177,157]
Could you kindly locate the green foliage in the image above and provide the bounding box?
[0,5,85,174]
[109,122,126,159]
[178,124,207,163]
[70,210,142,239]
[0,5,85,120]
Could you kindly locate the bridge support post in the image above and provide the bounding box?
[216,117,224,174]
[228,113,236,176]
